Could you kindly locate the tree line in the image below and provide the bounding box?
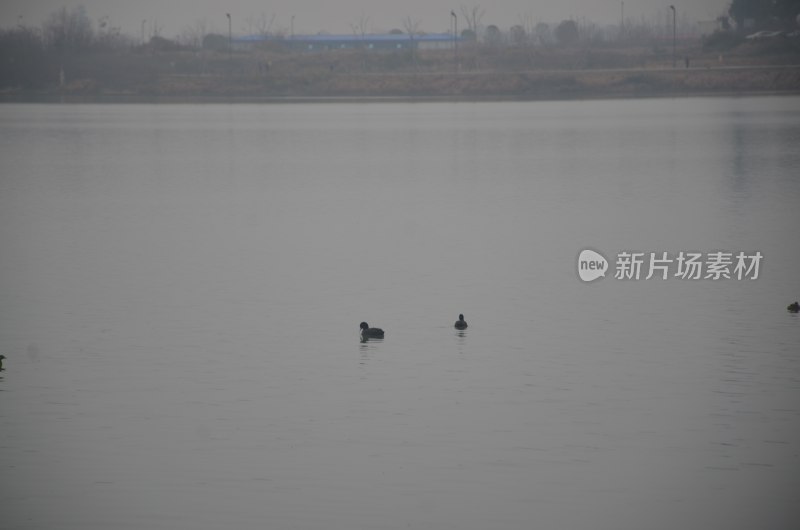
[729,0,800,30]
[2,2,799,91]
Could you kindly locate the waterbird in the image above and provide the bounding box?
[360,322,384,340]
[454,314,468,330]
[0,355,5,371]
[789,301,800,313]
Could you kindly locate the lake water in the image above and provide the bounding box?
[1,97,799,530]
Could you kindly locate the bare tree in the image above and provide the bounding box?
[350,12,371,41]
[460,5,485,37]
[402,16,421,38]
[350,12,371,71]
[402,16,421,67]
[94,15,127,50]
[460,5,484,69]
[181,18,208,49]
[517,12,538,46]
[535,22,552,46]
[42,6,94,52]
[247,12,276,38]
[149,19,163,39]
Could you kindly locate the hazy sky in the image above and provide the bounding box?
[3,0,731,37]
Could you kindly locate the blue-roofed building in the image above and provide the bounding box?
[233,33,459,51]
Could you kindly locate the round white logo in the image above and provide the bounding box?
[577,249,608,282]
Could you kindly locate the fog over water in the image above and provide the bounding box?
[1,97,799,530]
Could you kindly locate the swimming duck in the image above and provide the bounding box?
[454,314,468,330]
[360,322,384,339]
[0,355,5,371]
[788,301,800,313]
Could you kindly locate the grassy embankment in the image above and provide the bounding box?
[7,37,800,100]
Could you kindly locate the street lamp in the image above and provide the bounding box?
[226,13,232,61]
[669,5,676,68]
[451,10,458,72]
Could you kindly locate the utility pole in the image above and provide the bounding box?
[451,10,458,73]
[669,5,676,68]
[226,13,232,61]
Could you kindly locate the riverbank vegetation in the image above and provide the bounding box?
[1,4,799,99]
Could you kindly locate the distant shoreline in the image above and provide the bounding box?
[2,65,799,103]
[3,91,800,105]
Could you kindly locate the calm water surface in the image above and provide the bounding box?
[1,97,799,529]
